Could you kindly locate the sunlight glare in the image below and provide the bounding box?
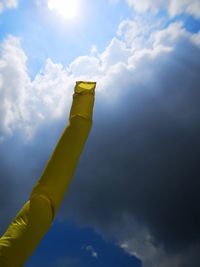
[48,0,79,19]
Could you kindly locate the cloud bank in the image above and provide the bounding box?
[127,0,200,19]
[0,5,200,267]
[63,22,200,267]
[0,0,18,14]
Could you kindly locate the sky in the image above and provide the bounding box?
[0,0,200,266]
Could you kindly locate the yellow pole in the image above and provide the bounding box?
[0,81,96,267]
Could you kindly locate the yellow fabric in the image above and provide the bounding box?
[0,81,96,267]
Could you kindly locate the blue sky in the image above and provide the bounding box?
[0,1,200,267]
[1,0,199,77]
[0,0,132,76]
[26,221,141,267]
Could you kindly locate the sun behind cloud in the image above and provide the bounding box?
[48,0,79,19]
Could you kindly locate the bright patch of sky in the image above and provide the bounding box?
[0,0,199,78]
[0,0,132,77]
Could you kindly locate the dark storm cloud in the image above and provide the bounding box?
[59,36,200,264]
[0,120,66,233]
[0,150,13,231]
[0,138,27,234]
[0,33,200,267]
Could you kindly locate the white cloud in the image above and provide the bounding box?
[127,0,200,19]
[68,55,102,79]
[22,58,78,139]
[127,0,165,14]
[0,36,29,137]
[117,19,148,49]
[30,58,73,121]
[101,37,132,69]
[168,0,200,18]
[191,31,200,46]
[120,233,200,267]
[0,37,75,140]
[152,21,185,47]
[83,245,98,258]
[0,0,18,13]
